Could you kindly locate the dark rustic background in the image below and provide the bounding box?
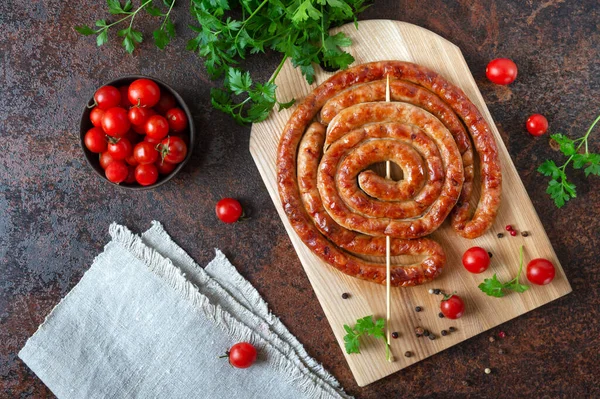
[1,1,599,398]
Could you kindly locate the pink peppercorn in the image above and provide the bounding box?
[499,331,506,339]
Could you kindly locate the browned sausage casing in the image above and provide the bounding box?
[277,61,502,287]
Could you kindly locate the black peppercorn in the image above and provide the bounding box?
[423,329,430,337]
[391,331,399,339]
[341,293,350,299]
[497,233,504,238]
[441,330,448,336]
[415,327,424,336]
[488,251,493,258]
[521,231,529,237]
[438,312,445,318]
[428,334,436,340]
[404,351,412,358]
[449,327,457,332]
[415,306,422,312]
[433,289,441,295]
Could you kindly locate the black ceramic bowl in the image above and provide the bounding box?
[80,75,195,190]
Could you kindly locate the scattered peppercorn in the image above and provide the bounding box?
[521,231,529,237]
[428,334,436,340]
[438,312,445,318]
[428,288,434,294]
[510,230,517,236]
[391,331,399,339]
[498,331,506,338]
[497,233,504,238]
[433,289,441,295]
[449,327,457,332]
[489,336,495,343]
[488,251,493,258]
[505,225,512,231]
[423,329,430,337]
[441,330,448,336]
[404,351,412,358]
[498,349,505,355]
[415,327,424,335]
[341,293,350,299]
[415,306,422,312]
[484,368,491,374]
[462,380,470,387]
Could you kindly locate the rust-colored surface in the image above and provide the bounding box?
[1,1,599,398]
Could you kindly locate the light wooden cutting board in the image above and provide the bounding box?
[249,20,572,387]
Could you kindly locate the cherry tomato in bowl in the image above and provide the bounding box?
[80,75,195,189]
[462,247,491,274]
[486,58,518,85]
[526,258,555,285]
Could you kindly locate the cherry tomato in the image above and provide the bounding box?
[170,131,190,147]
[94,85,121,110]
[165,108,188,132]
[128,79,160,108]
[155,93,176,114]
[526,114,548,136]
[99,151,115,170]
[135,163,159,186]
[133,141,159,165]
[462,247,491,274]
[118,85,132,108]
[144,135,161,145]
[105,161,129,184]
[90,107,105,127]
[145,115,170,140]
[84,127,107,153]
[133,122,147,134]
[216,198,243,223]
[128,106,153,126]
[102,107,131,137]
[125,153,139,166]
[228,342,257,369]
[440,294,465,319]
[486,58,518,85]
[124,165,137,184]
[107,138,132,161]
[155,160,177,175]
[526,258,556,285]
[159,136,187,164]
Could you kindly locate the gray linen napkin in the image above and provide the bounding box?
[19,221,350,399]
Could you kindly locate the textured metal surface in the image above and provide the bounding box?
[1,1,599,398]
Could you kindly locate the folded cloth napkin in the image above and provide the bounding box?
[19,221,350,399]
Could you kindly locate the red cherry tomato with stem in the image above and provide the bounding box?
[84,127,108,153]
[133,141,160,165]
[165,108,188,132]
[526,258,555,285]
[216,198,244,223]
[90,107,105,127]
[135,163,159,186]
[462,247,491,274]
[105,161,129,183]
[227,342,257,369]
[486,58,518,85]
[128,79,160,108]
[94,85,121,110]
[159,136,187,164]
[440,294,465,319]
[102,107,131,137]
[107,138,132,161]
[526,114,549,136]
[155,93,176,114]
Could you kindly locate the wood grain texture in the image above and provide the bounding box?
[249,20,571,387]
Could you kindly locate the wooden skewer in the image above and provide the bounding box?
[385,75,394,362]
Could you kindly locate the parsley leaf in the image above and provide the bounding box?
[538,114,600,208]
[342,315,390,359]
[479,246,529,297]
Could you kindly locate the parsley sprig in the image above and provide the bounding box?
[75,0,177,54]
[537,114,600,208]
[478,246,529,297]
[343,315,390,361]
